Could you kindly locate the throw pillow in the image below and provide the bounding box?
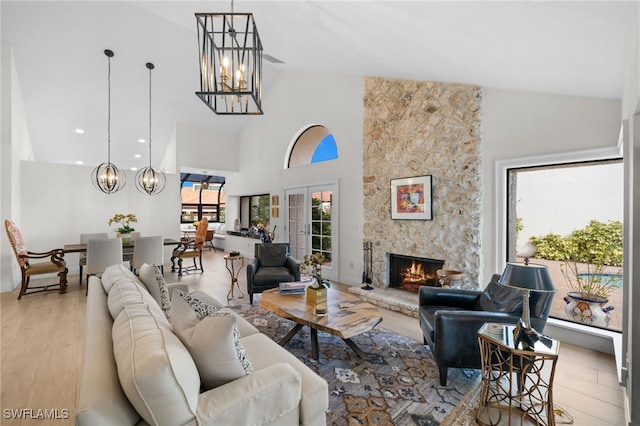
[171,290,253,390]
[139,263,171,319]
[476,274,523,313]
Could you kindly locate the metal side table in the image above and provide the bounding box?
[476,323,559,426]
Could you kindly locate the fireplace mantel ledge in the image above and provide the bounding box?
[348,286,418,318]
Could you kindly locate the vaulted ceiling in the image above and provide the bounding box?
[2,1,637,173]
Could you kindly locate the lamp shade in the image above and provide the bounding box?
[499,261,556,293]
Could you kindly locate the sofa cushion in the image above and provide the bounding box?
[107,278,167,323]
[101,264,143,293]
[475,274,522,314]
[254,267,296,284]
[257,244,287,267]
[241,333,329,425]
[112,303,200,426]
[171,291,253,390]
[188,290,260,338]
[139,263,171,319]
[76,277,141,426]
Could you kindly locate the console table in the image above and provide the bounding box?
[476,323,559,426]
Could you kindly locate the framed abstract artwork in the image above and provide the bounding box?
[390,175,433,220]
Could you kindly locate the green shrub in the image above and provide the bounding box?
[529,220,623,267]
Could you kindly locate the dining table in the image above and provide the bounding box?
[63,238,181,254]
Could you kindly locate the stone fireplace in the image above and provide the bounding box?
[355,76,483,317]
[388,253,444,293]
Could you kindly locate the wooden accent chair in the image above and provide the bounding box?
[171,217,208,276]
[4,219,68,299]
[205,230,216,252]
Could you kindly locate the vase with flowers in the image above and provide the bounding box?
[301,253,330,315]
[108,213,137,242]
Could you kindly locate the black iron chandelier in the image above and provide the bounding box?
[195,0,264,115]
[135,62,166,195]
[92,49,126,194]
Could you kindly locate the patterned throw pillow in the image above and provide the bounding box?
[139,263,171,319]
[171,290,253,390]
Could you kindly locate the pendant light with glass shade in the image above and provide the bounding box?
[135,62,166,195]
[92,49,126,194]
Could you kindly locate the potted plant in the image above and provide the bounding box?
[301,252,330,314]
[561,258,619,327]
[559,225,621,328]
[108,213,137,242]
[531,220,622,328]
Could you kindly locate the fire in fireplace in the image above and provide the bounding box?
[388,253,444,293]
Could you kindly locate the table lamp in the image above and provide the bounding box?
[498,258,555,349]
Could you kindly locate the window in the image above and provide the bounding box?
[287,125,338,168]
[507,159,623,332]
[239,194,270,229]
[180,174,225,223]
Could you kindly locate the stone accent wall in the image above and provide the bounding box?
[363,77,483,288]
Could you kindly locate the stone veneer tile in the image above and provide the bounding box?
[363,76,482,289]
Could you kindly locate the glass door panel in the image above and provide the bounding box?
[286,190,307,261]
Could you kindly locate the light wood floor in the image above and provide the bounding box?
[0,250,625,425]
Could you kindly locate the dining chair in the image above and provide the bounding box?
[85,238,123,294]
[130,235,164,275]
[122,231,141,263]
[4,219,68,299]
[79,233,108,286]
[171,217,208,276]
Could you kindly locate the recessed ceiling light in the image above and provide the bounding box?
[138,138,145,143]
[134,154,141,158]
[75,129,84,134]
[131,167,137,171]
[76,160,84,165]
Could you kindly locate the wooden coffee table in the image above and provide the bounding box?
[259,287,383,360]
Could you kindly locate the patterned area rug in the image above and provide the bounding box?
[229,303,480,425]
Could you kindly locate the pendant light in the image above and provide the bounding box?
[92,49,126,194]
[135,62,166,195]
[195,0,264,115]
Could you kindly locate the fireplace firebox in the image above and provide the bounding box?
[388,253,444,293]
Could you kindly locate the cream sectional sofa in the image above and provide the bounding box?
[76,264,328,426]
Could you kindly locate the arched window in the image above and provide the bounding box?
[287,125,338,168]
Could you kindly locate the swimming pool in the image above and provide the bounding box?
[577,273,623,288]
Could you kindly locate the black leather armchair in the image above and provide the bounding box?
[418,274,554,385]
[246,243,300,304]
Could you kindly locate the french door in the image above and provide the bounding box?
[284,183,338,281]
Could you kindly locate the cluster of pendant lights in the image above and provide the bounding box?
[92,49,166,195]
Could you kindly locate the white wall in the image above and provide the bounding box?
[13,161,181,285]
[229,70,365,284]
[1,43,33,292]
[481,88,622,283]
[175,123,239,174]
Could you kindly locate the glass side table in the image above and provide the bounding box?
[476,323,560,426]
[224,255,245,301]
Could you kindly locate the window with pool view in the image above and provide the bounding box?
[507,159,623,332]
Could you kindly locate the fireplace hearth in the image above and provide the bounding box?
[388,253,444,293]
